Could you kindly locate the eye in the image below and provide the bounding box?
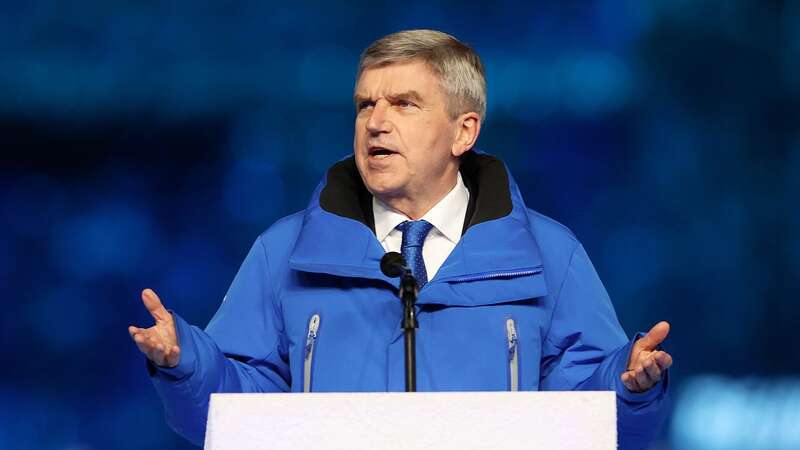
[357,101,374,111]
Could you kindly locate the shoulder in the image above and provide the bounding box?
[252,210,306,256]
[525,207,580,254]
[524,208,584,290]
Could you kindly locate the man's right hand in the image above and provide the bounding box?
[128,288,181,368]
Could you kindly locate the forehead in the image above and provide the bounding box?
[354,59,443,99]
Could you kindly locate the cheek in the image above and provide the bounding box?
[409,122,450,155]
[353,121,362,146]
[398,118,431,151]
[354,116,368,138]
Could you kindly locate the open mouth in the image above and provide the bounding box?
[368,147,397,159]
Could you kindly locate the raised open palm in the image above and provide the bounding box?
[128,288,180,368]
[621,321,673,392]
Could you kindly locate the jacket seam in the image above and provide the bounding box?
[256,236,289,390]
[258,236,287,343]
[543,241,580,350]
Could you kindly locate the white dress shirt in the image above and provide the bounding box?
[373,172,470,281]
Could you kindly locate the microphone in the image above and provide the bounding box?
[379,250,419,392]
[380,251,408,278]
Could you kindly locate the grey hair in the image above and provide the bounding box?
[356,29,487,121]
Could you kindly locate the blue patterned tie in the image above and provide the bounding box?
[396,220,435,287]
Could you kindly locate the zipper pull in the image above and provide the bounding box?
[506,318,518,361]
[305,314,320,359]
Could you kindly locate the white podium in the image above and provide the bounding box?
[204,391,616,450]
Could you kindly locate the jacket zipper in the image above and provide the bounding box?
[506,318,519,391]
[442,268,542,284]
[303,314,321,393]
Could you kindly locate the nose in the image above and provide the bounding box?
[365,99,391,135]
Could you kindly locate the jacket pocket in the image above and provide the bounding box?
[506,318,519,391]
[303,313,321,393]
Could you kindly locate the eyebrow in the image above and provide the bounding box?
[353,90,425,106]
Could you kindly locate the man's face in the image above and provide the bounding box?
[353,59,461,204]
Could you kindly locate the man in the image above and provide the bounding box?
[130,30,673,449]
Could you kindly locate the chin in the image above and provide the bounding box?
[363,176,404,198]
[356,158,406,197]
[365,182,398,197]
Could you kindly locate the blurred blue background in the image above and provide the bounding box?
[2,1,799,449]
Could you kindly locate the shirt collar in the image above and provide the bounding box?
[373,172,470,243]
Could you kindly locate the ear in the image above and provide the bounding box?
[451,112,482,157]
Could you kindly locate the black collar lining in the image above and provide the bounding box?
[318,151,513,235]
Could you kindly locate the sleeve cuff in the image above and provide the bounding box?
[614,332,669,404]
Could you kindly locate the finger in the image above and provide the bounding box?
[141,288,170,322]
[622,371,641,392]
[622,371,642,392]
[627,345,659,371]
[621,372,636,391]
[632,348,654,367]
[128,325,145,337]
[132,333,154,355]
[165,345,181,368]
[643,358,662,383]
[635,321,670,352]
[654,351,673,370]
[634,366,652,391]
[147,339,167,366]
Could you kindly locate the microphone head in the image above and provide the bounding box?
[380,252,407,278]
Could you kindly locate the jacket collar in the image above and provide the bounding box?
[288,150,545,292]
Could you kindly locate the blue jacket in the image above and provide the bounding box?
[149,151,668,449]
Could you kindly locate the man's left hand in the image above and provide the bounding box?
[621,321,673,393]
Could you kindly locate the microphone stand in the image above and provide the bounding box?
[398,270,419,392]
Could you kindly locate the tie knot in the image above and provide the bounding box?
[397,220,434,248]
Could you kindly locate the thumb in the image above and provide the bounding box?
[636,321,670,351]
[141,288,170,322]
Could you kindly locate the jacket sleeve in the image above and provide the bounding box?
[147,236,290,446]
[539,243,669,450]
